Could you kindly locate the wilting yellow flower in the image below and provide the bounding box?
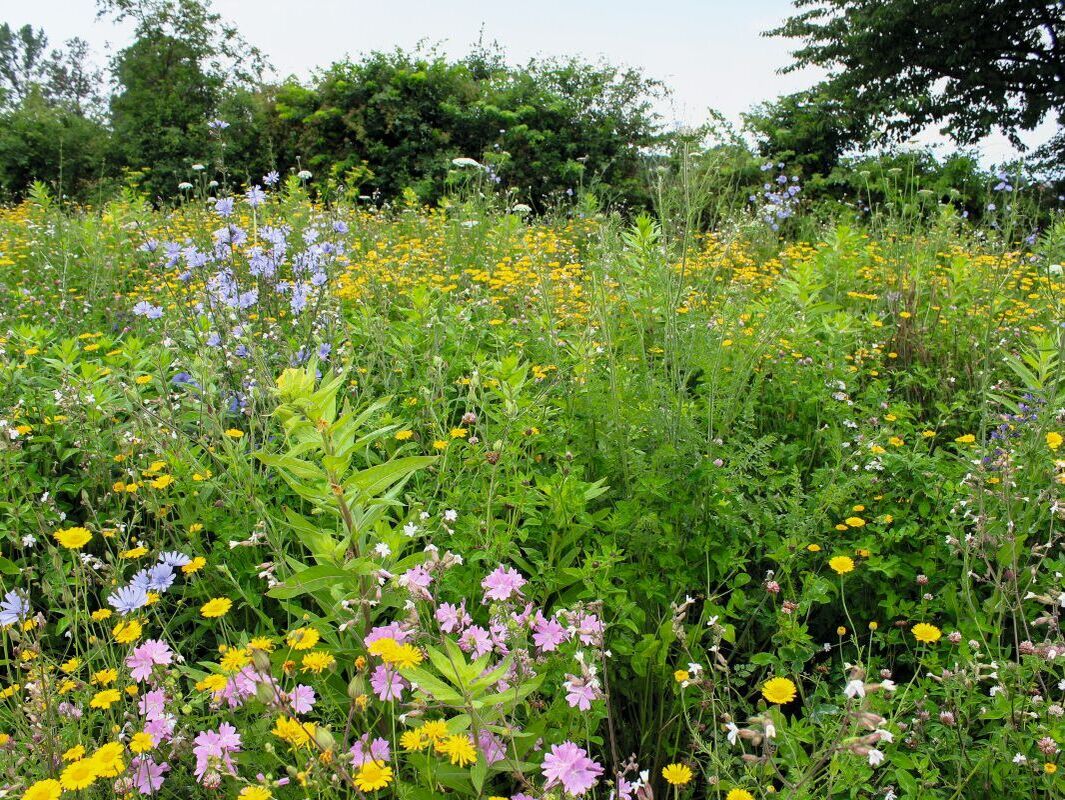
[761,676,797,704]
[200,597,232,618]
[353,761,393,791]
[272,716,316,749]
[829,556,855,575]
[53,526,92,549]
[662,764,693,785]
[912,623,942,643]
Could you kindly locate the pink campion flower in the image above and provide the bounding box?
[364,622,411,648]
[541,741,604,796]
[350,734,391,767]
[192,724,241,780]
[138,688,167,721]
[129,756,169,795]
[459,625,492,659]
[221,666,266,708]
[287,684,316,714]
[574,613,605,646]
[481,566,526,602]
[144,716,175,743]
[370,664,408,701]
[126,639,173,681]
[478,729,505,765]
[436,601,471,634]
[563,675,601,711]
[400,565,433,592]
[533,613,569,652]
[511,602,535,627]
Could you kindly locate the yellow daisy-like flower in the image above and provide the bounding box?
[761,676,798,705]
[662,763,693,786]
[806,543,822,552]
[92,668,118,686]
[439,735,477,767]
[394,430,414,441]
[91,608,113,621]
[149,475,174,489]
[272,716,316,749]
[224,428,244,438]
[300,651,336,673]
[238,787,272,800]
[89,689,121,710]
[60,658,81,674]
[249,636,275,652]
[726,790,755,800]
[432,440,448,450]
[182,556,207,574]
[120,546,149,559]
[113,619,143,644]
[385,643,423,670]
[912,623,942,643]
[129,731,155,754]
[1045,762,1058,774]
[60,759,99,791]
[829,556,855,575]
[91,742,125,777]
[286,627,320,651]
[954,433,976,444]
[421,720,449,742]
[674,669,690,683]
[63,745,86,761]
[23,778,62,800]
[1048,431,1063,451]
[843,516,865,528]
[400,728,428,751]
[353,761,393,791]
[200,597,232,618]
[53,526,92,549]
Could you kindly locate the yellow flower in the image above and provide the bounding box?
[23,779,62,800]
[91,669,118,685]
[53,526,92,549]
[300,651,336,673]
[61,658,81,674]
[829,556,855,575]
[60,759,99,791]
[449,427,467,439]
[439,734,477,767]
[353,761,393,791]
[182,556,207,574]
[63,745,86,761]
[113,619,142,644]
[400,729,428,751]
[1045,762,1058,774]
[662,764,693,786]
[91,742,125,777]
[1048,432,1063,451]
[761,676,797,705]
[196,674,228,693]
[89,689,121,709]
[249,636,275,652]
[272,716,316,749]
[837,626,847,636]
[129,732,155,753]
[844,516,865,528]
[954,433,976,444]
[150,475,174,489]
[91,608,113,621]
[912,623,942,644]
[726,791,755,800]
[394,430,414,441]
[238,787,273,800]
[674,669,690,683]
[221,648,252,673]
[135,375,152,385]
[286,627,320,651]
[225,428,244,438]
[385,643,423,669]
[432,439,449,450]
[200,597,232,618]
[120,546,149,559]
[806,543,821,552]
[421,720,449,742]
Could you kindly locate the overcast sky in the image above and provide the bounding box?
[0,0,1055,164]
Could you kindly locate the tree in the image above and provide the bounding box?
[770,1,1065,155]
[0,24,102,114]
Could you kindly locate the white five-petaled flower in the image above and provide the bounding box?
[1013,753,1027,764]
[844,679,866,698]
[867,749,885,767]
[876,728,894,743]
[403,521,418,537]
[725,722,740,746]
[443,509,458,522]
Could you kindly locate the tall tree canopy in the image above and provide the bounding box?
[770,0,1065,155]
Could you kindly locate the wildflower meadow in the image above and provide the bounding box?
[0,1,1064,800]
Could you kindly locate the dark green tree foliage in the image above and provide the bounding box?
[743,87,863,176]
[270,47,662,207]
[770,1,1065,152]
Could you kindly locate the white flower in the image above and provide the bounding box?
[191,163,205,171]
[725,722,740,746]
[876,728,894,743]
[1013,753,1028,764]
[21,534,36,548]
[451,157,482,168]
[885,790,897,800]
[687,662,703,675]
[297,170,312,180]
[764,722,776,739]
[443,509,458,522]
[1049,263,1063,276]
[880,679,897,692]
[867,749,885,767]
[373,543,391,558]
[403,521,418,537]
[990,685,1005,696]
[845,679,866,699]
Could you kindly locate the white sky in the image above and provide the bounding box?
[0,0,1056,165]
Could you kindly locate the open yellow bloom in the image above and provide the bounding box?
[91,742,126,777]
[200,597,232,618]
[829,556,855,575]
[662,763,693,785]
[238,787,273,800]
[439,734,477,767]
[53,526,92,549]
[353,761,393,791]
[761,676,797,704]
[726,790,754,800]
[89,689,121,710]
[60,759,99,791]
[129,731,155,753]
[1048,431,1063,451]
[912,623,942,643]
[286,627,320,650]
[24,779,62,800]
